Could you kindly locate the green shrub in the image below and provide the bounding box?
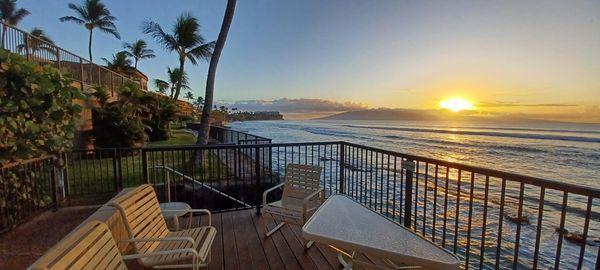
[0,50,83,163]
[146,97,177,141]
[91,82,151,148]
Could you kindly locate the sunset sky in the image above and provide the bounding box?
[17,0,600,122]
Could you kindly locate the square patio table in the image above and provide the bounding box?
[302,195,460,270]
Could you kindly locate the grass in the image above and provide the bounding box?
[67,128,228,203]
[148,129,196,147]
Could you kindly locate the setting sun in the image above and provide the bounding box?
[439,98,475,112]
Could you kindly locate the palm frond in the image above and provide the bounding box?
[142,20,178,52]
[186,41,214,64]
[59,15,85,24]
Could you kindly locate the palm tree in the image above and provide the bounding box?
[0,0,30,48]
[197,0,237,146]
[123,39,155,69]
[193,96,204,110]
[17,27,54,55]
[184,91,194,102]
[59,0,120,62]
[167,67,190,98]
[153,79,169,94]
[143,13,214,100]
[101,51,132,73]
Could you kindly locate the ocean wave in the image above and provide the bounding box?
[343,125,600,143]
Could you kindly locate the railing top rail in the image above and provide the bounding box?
[211,125,271,141]
[342,141,600,198]
[1,21,137,87]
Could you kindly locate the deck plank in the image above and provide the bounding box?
[221,211,241,270]
[175,209,339,270]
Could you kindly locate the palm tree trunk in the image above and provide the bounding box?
[196,0,237,147]
[134,58,138,69]
[88,29,93,62]
[173,58,185,100]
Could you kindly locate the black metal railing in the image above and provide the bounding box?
[1,136,587,269]
[0,155,59,233]
[1,22,144,94]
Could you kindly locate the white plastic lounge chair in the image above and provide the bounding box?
[108,184,216,269]
[262,163,324,247]
[28,221,202,270]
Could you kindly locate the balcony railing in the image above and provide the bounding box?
[1,22,143,95]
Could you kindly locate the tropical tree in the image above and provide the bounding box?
[143,13,214,100]
[101,51,132,73]
[193,96,204,110]
[17,27,54,55]
[184,91,194,102]
[166,67,190,98]
[0,0,30,48]
[59,0,120,62]
[123,39,155,69]
[153,79,169,94]
[197,0,236,146]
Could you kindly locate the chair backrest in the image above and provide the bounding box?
[28,221,127,270]
[282,164,323,200]
[108,184,169,254]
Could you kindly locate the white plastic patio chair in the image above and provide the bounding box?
[28,221,202,270]
[262,163,324,248]
[108,184,216,269]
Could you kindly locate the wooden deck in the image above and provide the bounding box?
[202,209,342,270]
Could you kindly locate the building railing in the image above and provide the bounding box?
[0,22,143,95]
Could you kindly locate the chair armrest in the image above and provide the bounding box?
[120,237,196,250]
[262,182,285,206]
[302,187,324,220]
[122,248,198,260]
[162,208,212,227]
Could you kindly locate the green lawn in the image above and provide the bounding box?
[148,129,196,146]
[67,129,227,203]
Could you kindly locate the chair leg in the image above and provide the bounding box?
[266,222,285,237]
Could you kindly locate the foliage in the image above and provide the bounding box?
[59,0,120,61]
[153,79,169,94]
[184,91,193,101]
[91,82,151,148]
[143,13,214,100]
[0,50,83,163]
[123,39,155,69]
[102,50,132,73]
[193,96,204,110]
[0,0,29,25]
[145,95,177,141]
[91,82,177,146]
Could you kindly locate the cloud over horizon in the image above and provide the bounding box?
[218,98,368,113]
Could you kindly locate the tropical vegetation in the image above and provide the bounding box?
[0,50,83,163]
[101,50,132,73]
[143,13,214,100]
[123,39,155,69]
[17,28,54,55]
[0,0,30,48]
[59,0,120,62]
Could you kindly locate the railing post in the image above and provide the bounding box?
[113,148,122,191]
[79,58,85,88]
[141,149,149,183]
[402,159,415,228]
[338,143,345,194]
[55,47,61,70]
[165,170,171,202]
[23,33,30,61]
[255,145,262,214]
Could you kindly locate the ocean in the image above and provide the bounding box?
[229,119,600,269]
[230,120,600,189]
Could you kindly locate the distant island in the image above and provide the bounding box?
[228,111,284,121]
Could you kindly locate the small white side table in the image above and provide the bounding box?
[159,202,191,231]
